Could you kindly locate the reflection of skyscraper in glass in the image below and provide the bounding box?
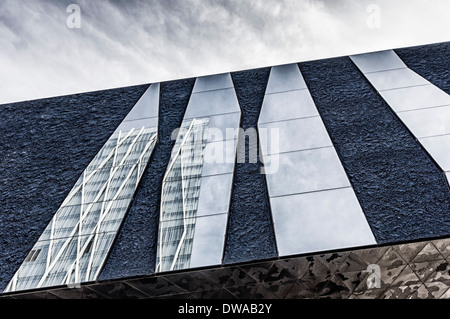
[156,73,241,272]
[4,83,160,292]
[156,118,209,272]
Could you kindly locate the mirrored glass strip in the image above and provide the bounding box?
[156,118,211,272]
[270,188,378,256]
[202,139,237,177]
[184,89,240,119]
[379,84,450,112]
[263,149,351,197]
[349,50,406,73]
[258,89,319,124]
[420,135,450,172]
[258,117,332,155]
[189,213,228,268]
[258,64,376,256]
[119,83,159,122]
[265,63,307,94]
[114,117,159,133]
[205,112,241,142]
[196,173,234,217]
[350,50,450,185]
[192,73,234,93]
[364,68,429,90]
[4,83,160,293]
[156,73,240,272]
[396,105,450,138]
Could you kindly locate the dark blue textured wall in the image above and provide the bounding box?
[0,84,149,291]
[299,56,450,244]
[99,78,195,280]
[223,68,278,264]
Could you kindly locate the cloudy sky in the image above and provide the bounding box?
[1,0,450,105]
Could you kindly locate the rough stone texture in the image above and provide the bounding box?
[4,236,450,299]
[98,78,195,280]
[299,57,450,244]
[222,68,278,264]
[0,84,149,291]
[395,42,450,95]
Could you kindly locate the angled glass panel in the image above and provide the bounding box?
[120,83,159,121]
[380,84,450,112]
[364,68,429,91]
[192,73,234,93]
[196,173,234,217]
[258,89,319,124]
[258,116,332,155]
[206,112,241,142]
[114,117,158,134]
[8,236,66,292]
[350,50,406,73]
[397,106,450,138]
[156,217,197,271]
[63,135,156,208]
[202,139,237,176]
[5,83,160,293]
[264,148,351,197]
[270,188,376,256]
[48,198,142,243]
[85,129,157,174]
[420,135,450,171]
[189,213,228,268]
[183,88,240,119]
[14,232,117,291]
[265,63,307,94]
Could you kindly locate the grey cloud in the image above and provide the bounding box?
[0,0,449,105]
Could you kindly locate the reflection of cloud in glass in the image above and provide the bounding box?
[271,188,377,255]
[259,63,376,256]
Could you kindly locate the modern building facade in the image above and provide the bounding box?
[1,41,450,299]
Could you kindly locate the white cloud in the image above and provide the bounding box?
[0,0,449,105]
